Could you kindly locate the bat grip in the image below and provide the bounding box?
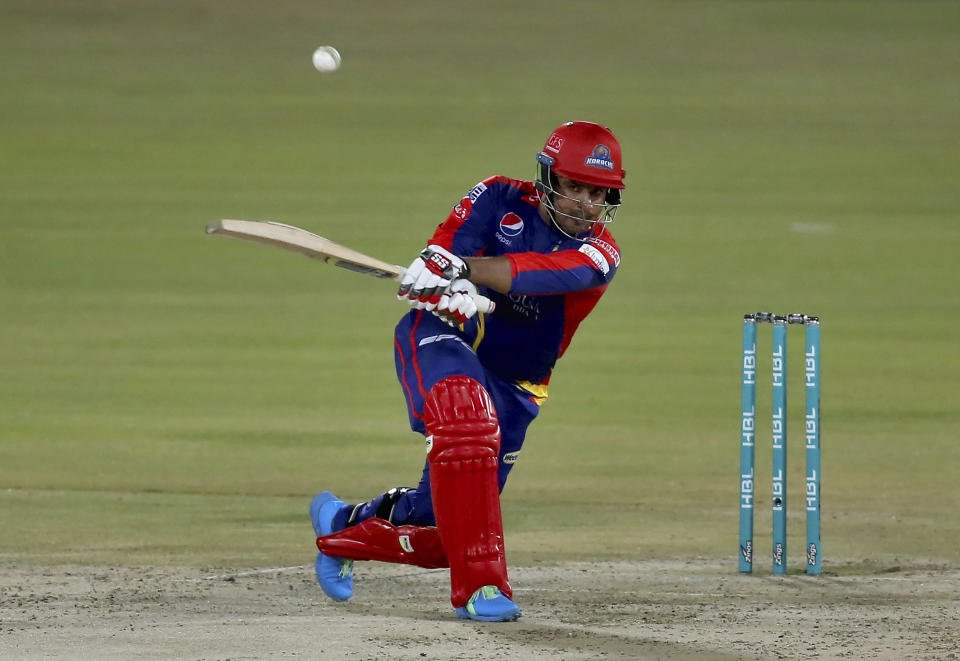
[473,294,496,315]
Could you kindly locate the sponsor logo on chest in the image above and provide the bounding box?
[499,213,524,236]
[495,212,525,246]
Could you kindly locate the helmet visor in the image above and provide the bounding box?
[537,162,621,240]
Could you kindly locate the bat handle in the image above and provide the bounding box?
[393,269,496,315]
[473,294,496,315]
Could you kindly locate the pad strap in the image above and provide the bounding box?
[317,517,448,569]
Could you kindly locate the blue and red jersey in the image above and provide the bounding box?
[427,176,621,390]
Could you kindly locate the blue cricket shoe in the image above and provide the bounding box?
[456,585,522,622]
[309,491,354,601]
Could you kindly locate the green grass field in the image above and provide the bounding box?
[2,1,958,573]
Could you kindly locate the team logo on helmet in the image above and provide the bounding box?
[499,212,524,237]
[584,144,615,171]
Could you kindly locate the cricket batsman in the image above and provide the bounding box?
[309,121,625,621]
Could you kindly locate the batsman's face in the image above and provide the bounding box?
[550,176,608,236]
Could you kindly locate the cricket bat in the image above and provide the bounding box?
[205,219,495,313]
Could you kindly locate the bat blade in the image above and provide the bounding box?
[206,219,404,280]
[205,219,496,314]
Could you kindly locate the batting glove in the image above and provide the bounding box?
[433,279,480,327]
[397,245,470,311]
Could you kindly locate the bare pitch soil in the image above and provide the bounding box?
[1,560,957,660]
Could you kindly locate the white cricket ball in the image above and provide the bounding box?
[312,46,341,73]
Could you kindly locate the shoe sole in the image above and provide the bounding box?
[455,606,522,622]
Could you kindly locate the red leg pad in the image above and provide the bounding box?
[316,517,448,569]
[425,375,511,607]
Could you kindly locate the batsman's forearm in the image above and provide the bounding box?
[464,256,512,294]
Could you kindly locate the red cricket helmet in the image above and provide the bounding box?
[538,121,626,191]
[535,121,625,239]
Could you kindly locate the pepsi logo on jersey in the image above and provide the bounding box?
[499,213,524,237]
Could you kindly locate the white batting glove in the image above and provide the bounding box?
[433,279,480,327]
[397,245,470,311]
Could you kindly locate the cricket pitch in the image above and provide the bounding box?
[2,559,957,660]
